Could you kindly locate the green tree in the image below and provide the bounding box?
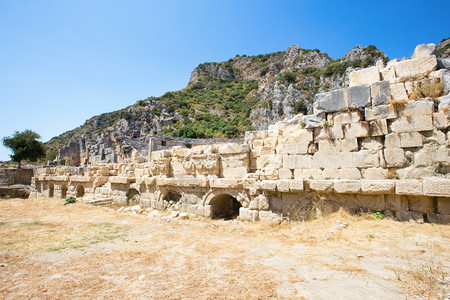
[2,130,46,168]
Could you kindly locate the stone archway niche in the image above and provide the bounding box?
[209,193,241,219]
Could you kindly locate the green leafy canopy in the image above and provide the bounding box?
[2,129,46,168]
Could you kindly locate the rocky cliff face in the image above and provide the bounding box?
[46,43,390,161]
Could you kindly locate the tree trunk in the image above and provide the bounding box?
[17,160,21,169]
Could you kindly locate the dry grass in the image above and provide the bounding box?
[409,79,443,100]
[0,198,449,299]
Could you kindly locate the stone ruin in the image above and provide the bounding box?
[31,43,450,223]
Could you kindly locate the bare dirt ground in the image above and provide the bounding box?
[0,198,449,299]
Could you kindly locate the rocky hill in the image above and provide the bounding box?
[44,39,448,160]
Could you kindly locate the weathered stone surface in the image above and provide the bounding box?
[309,180,334,192]
[423,179,450,197]
[343,122,370,138]
[276,180,289,192]
[395,180,423,195]
[390,115,433,133]
[331,111,362,125]
[258,210,282,223]
[399,132,423,148]
[371,81,390,105]
[384,148,406,167]
[397,100,434,117]
[381,60,399,83]
[349,66,380,87]
[361,180,395,194]
[369,119,388,136]
[433,111,450,129]
[259,180,277,191]
[437,198,450,215]
[390,83,408,101]
[395,210,424,223]
[386,195,408,211]
[315,89,348,113]
[412,43,436,59]
[334,180,361,194]
[365,104,397,121]
[348,85,371,108]
[288,179,304,191]
[339,168,362,180]
[395,56,437,81]
[408,196,435,214]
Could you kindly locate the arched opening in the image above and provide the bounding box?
[48,183,54,198]
[76,185,85,198]
[164,190,181,203]
[210,194,241,220]
[126,188,140,205]
[61,185,68,199]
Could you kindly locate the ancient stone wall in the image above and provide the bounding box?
[0,168,33,198]
[31,43,450,223]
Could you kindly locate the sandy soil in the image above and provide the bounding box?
[0,198,449,299]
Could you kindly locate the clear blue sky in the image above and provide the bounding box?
[1,0,449,161]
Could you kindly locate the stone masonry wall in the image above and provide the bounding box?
[31,43,450,223]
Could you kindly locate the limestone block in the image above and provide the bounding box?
[385,195,409,211]
[314,152,355,169]
[340,138,358,152]
[352,150,380,168]
[339,168,362,180]
[396,56,437,82]
[288,180,304,191]
[151,150,171,160]
[258,211,281,223]
[281,143,309,155]
[257,155,282,170]
[309,180,334,193]
[315,126,344,140]
[438,94,450,111]
[423,179,450,197]
[433,112,450,129]
[399,132,423,148]
[381,60,399,83]
[408,196,435,214]
[412,43,436,59]
[322,169,340,179]
[360,137,383,150]
[361,180,395,194]
[219,143,249,155]
[276,180,289,192]
[109,176,129,184]
[330,111,362,125]
[282,128,313,143]
[144,177,156,185]
[428,213,450,224]
[395,180,423,195]
[438,57,450,69]
[343,122,370,138]
[318,139,340,152]
[349,66,380,87]
[348,85,371,108]
[238,207,253,221]
[278,169,292,179]
[414,144,437,167]
[430,69,450,94]
[315,89,348,113]
[371,81,391,105]
[398,100,434,117]
[258,147,275,155]
[365,104,397,121]
[294,169,323,180]
[384,148,406,168]
[390,115,433,133]
[263,137,278,148]
[222,167,248,179]
[436,146,449,165]
[334,180,361,194]
[437,198,450,215]
[390,83,408,101]
[259,180,277,191]
[283,155,314,169]
[369,119,389,136]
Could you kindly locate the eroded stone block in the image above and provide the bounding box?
[348,85,371,108]
[361,180,395,194]
[371,81,391,105]
[384,148,406,167]
[334,180,361,194]
[396,180,423,195]
[349,66,380,87]
[395,56,437,81]
[365,104,397,121]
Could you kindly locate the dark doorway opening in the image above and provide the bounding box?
[126,188,140,205]
[210,194,241,219]
[48,183,54,198]
[76,185,85,198]
[61,185,68,199]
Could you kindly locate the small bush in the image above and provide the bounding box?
[64,196,76,205]
[137,100,146,106]
[371,211,384,219]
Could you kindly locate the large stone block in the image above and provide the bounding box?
[438,94,450,111]
[339,138,358,152]
[330,111,362,125]
[437,198,450,215]
[359,195,386,211]
[343,122,370,138]
[334,180,361,194]
[257,154,282,170]
[259,180,277,191]
[352,150,380,168]
[433,112,450,130]
[369,119,389,136]
[276,180,290,192]
[430,69,450,94]
[294,168,323,180]
[371,81,391,105]
[381,59,399,83]
[390,115,433,133]
[412,43,436,59]
[315,126,344,140]
[288,179,304,191]
[283,155,315,169]
[309,180,334,193]
[408,196,435,214]
[395,56,438,81]
[258,210,282,223]
[219,143,249,155]
[339,168,362,180]
[390,83,408,101]
[349,66,380,87]
[361,180,395,194]
[314,152,355,169]
[423,179,450,197]
[318,139,340,153]
[348,85,371,108]
[280,143,309,155]
[278,169,293,179]
[399,132,423,148]
[395,210,424,223]
[384,148,407,167]
[315,89,348,113]
[397,100,434,117]
[365,104,397,121]
[395,180,423,195]
[222,167,248,179]
[385,195,409,211]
